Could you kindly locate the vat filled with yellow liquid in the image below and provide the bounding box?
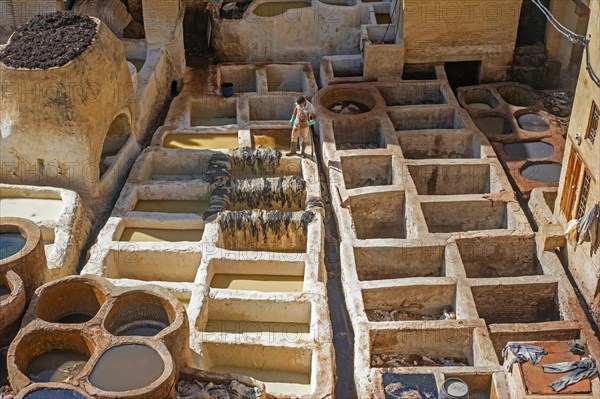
[163,133,239,149]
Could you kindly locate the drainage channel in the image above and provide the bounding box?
[313,129,357,398]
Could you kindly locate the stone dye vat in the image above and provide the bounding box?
[457,83,566,197]
[315,76,600,398]
[0,184,91,279]
[7,275,189,398]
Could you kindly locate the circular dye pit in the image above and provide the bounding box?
[56,313,95,324]
[328,100,372,114]
[517,113,550,132]
[475,115,513,134]
[498,86,538,107]
[89,344,165,392]
[113,320,168,337]
[26,350,89,383]
[0,233,26,260]
[468,102,493,110]
[503,142,554,159]
[23,388,89,399]
[521,163,562,183]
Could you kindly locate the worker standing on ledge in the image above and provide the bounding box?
[287,96,316,158]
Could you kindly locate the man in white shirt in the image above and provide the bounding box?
[287,96,316,157]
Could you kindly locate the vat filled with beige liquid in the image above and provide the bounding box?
[202,298,311,340]
[210,274,304,293]
[0,197,64,221]
[162,133,239,149]
[118,227,204,242]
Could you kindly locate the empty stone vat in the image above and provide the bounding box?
[455,236,542,278]
[398,131,481,159]
[402,64,438,80]
[341,154,394,189]
[218,65,258,93]
[266,64,307,92]
[408,163,491,195]
[377,83,447,106]
[0,218,47,300]
[319,88,376,115]
[330,56,363,78]
[475,114,513,135]
[190,99,238,127]
[471,282,561,324]
[349,191,407,239]
[388,107,466,131]
[363,282,459,322]
[421,200,508,233]
[353,244,445,280]
[520,162,562,183]
[333,118,386,150]
[503,141,554,159]
[370,326,481,368]
[248,96,295,121]
[516,112,551,132]
[9,330,93,390]
[498,85,539,107]
[33,278,107,325]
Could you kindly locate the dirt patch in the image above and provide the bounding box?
[0,12,96,69]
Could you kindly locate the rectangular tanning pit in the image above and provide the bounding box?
[190,99,237,127]
[251,128,292,151]
[217,211,309,252]
[333,118,386,150]
[402,64,438,80]
[370,327,477,368]
[442,373,497,399]
[219,65,258,93]
[266,65,306,92]
[341,154,394,189]
[116,224,204,242]
[105,250,201,282]
[202,343,312,396]
[421,200,507,233]
[472,282,561,324]
[350,191,406,239]
[388,107,466,131]
[399,131,481,159]
[363,283,457,322]
[366,25,400,44]
[408,164,490,195]
[377,84,447,106]
[207,258,305,293]
[248,96,295,121]
[331,55,363,78]
[354,244,445,280]
[201,298,311,341]
[457,236,542,278]
[162,132,240,150]
[133,199,209,216]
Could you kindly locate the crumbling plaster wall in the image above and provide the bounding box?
[402,0,524,82]
[210,3,362,70]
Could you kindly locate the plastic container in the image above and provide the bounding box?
[440,378,469,399]
[221,82,234,97]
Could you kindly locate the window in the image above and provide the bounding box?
[587,101,598,144]
[577,170,592,219]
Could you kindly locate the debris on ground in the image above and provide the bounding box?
[176,378,262,399]
[366,308,456,322]
[371,354,469,368]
